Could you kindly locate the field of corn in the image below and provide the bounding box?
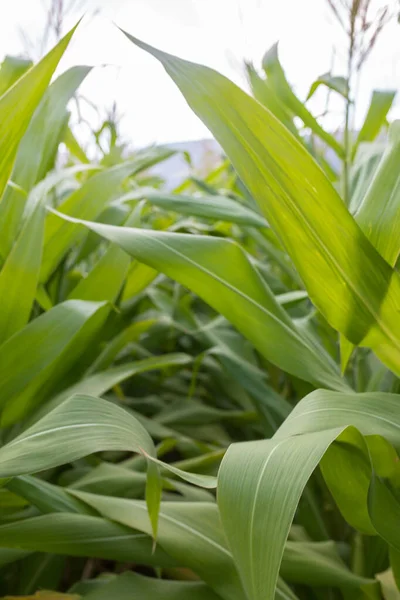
[2,2,400,599]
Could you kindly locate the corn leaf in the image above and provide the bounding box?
[218,389,400,599]
[51,212,349,391]
[306,73,348,100]
[73,492,379,600]
[0,24,78,204]
[354,121,400,267]
[126,191,268,227]
[0,200,45,343]
[40,353,192,416]
[122,33,400,378]
[0,300,110,425]
[0,55,32,96]
[0,513,173,566]
[261,43,344,158]
[82,571,222,600]
[353,90,396,158]
[0,66,91,260]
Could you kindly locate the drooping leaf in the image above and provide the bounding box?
[218,389,400,600]
[0,394,216,534]
[0,394,162,536]
[306,73,348,100]
[50,211,348,391]
[73,492,379,600]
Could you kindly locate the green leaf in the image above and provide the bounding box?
[0,394,215,534]
[0,548,31,567]
[390,547,400,592]
[50,211,348,391]
[67,242,130,302]
[40,353,192,416]
[354,121,400,266]
[377,568,400,600]
[70,493,248,600]
[0,394,161,537]
[281,539,377,591]
[246,62,299,138]
[82,571,222,600]
[126,190,268,227]
[4,592,79,600]
[40,161,140,282]
[63,126,90,163]
[354,90,396,158]
[0,66,91,260]
[0,23,78,203]
[349,142,385,214]
[261,43,344,157]
[0,300,110,425]
[0,55,32,96]
[0,513,173,566]
[0,199,45,343]
[121,261,158,308]
[87,317,156,372]
[122,32,400,378]
[218,389,400,600]
[6,474,93,515]
[306,73,348,100]
[73,491,378,600]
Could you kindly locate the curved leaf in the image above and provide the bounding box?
[306,73,348,100]
[51,211,348,391]
[122,32,400,378]
[218,390,400,599]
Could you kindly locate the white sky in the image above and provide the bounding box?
[0,0,400,147]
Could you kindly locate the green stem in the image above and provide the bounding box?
[352,531,365,576]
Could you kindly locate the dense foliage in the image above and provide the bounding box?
[1,19,400,600]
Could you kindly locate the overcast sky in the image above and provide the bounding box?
[0,0,399,147]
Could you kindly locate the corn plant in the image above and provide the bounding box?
[2,18,400,600]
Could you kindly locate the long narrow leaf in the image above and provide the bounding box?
[218,390,400,600]
[0,66,91,259]
[122,32,400,378]
[51,211,348,391]
[0,24,78,203]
